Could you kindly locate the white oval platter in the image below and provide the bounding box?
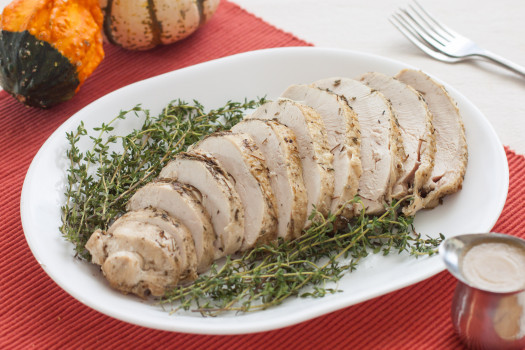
[20,47,509,334]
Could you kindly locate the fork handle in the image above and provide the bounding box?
[476,49,525,78]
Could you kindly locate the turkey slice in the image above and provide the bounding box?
[160,152,244,258]
[193,132,278,250]
[107,208,200,279]
[248,99,334,221]
[86,221,182,297]
[232,119,308,240]
[126,180,205,275]
[396,69,468,209]
[359,72,436,215]
[313,77,404,215]
[281,84,362,218]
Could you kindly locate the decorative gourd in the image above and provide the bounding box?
[0,0,104,108]
[100,0,220,51]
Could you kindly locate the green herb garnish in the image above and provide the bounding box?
[60,98,443,315]
[161,198,443,315]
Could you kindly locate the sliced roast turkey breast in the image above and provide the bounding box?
[86,223,181,297]
[359,72,437,215]
[248,99,334,221]
[193,132,278,250]
[313,77,404,215]
[159,152,244,258]
[231,119,308,240]
[396,69,467,209]
[280,84,362,217]
[126,180,205,276]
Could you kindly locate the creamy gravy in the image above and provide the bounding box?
[461,242,525,293]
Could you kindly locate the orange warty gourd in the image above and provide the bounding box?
[0,0,104,108]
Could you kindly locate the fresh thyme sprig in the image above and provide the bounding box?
[60,98,265,259]
[161,198,444,316]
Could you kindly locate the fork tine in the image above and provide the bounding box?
[395,9,448,52]
[390,13,426,49]
[412,0,459,39]
[407,3,452,42]
[390,13,458,63]
[391,13,433,49]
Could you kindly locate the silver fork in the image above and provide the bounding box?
[390,1,525,77]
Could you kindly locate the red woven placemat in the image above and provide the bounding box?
[0,1,521,348]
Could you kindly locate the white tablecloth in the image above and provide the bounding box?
[1,0,524,154]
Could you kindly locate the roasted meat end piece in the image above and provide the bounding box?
[86,222,182,298]
[396,69,468,212]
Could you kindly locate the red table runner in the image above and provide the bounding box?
[1,1,522,348]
